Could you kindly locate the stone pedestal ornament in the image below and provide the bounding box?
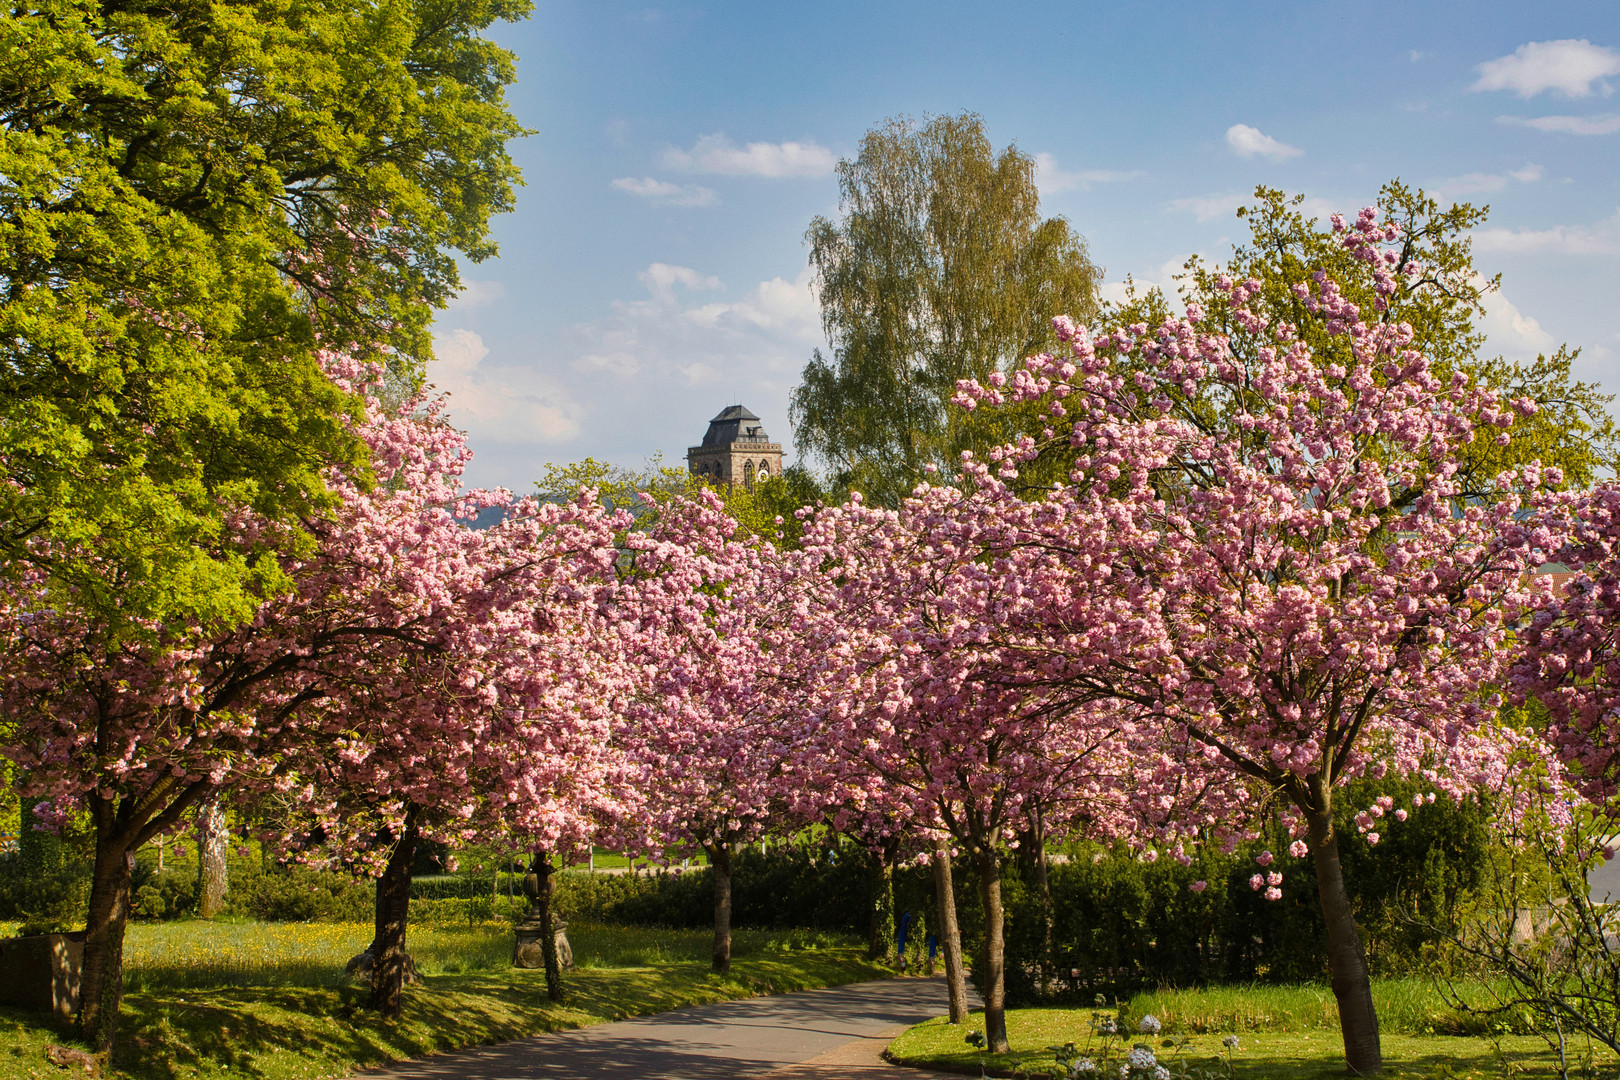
[512,867,572,969]
[345,947,421,984]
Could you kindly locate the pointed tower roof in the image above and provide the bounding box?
[699,405,772,448]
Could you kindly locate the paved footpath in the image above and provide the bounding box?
[360,976,967,1080]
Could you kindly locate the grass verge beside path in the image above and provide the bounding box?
[0,922,890,1080]
[887,1008,1617,1080]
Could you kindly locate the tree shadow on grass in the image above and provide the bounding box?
[108,954,895,1080]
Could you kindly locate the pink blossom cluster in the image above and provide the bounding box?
[1511,483,1620,798]
[0,375,636,873]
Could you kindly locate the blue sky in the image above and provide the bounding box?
[434,2,1620,493]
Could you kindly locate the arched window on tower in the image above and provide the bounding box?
[743,461,755,487]
[756,461,770,481]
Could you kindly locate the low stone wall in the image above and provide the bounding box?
[0,933,83,1018]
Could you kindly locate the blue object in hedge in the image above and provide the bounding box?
[897,910,912,957]
[927,933,937,962]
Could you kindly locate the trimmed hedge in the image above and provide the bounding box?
[954,776,1491,1005]
[0,773,1486,997]
[549,843,918,933]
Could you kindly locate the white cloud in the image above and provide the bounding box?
[439,257,838,490]
[1407,49,1430,63]
[1439,172,1509,197]
[1168,193,1246,222]
[1099,255,1199,310]
[441,264,833,490]
[661,134,835,178]
[1432,164,1541,202]
[1298,196,1356,221]
[574,348,642,380]
[1477,278,1556,362]
[1472,39,1620,98]
[431,328,584,445]
[688,268,822,341]
[611,176,718,206]
[566,263,824,387]
[1168,192,1378,225]
[1498,112,1620,135]
[740,271,823,338]
[1033,153,1145,195]
[1471,209,1620,255]
[1225,124,1303,161]
[448,279,506,312]
[673,270,820,341]
[677,361,720,385]
[637,263,722,303]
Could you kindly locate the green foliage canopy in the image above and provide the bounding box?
[534,455,826,550]
[0,0,529,631]
[790,113,1103,508]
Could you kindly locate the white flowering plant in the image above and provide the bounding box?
[1040,996,1241,1080]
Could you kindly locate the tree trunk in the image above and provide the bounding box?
[1033,804,1052,999]
[1307,802,1382,1075]
[709,840,733,974]
[933,849,969,1024]
[532,851,563,1001]
[77,779,212,1052]
[976,845,1009,1054]
[868,843,896,962]
[371,807,420,1020]
[195,798,229,919]
[78,823,135,1052]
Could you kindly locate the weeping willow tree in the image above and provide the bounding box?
[790,113,1102,508]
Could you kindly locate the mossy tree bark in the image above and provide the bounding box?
[78,830,134,1053]
[1032,803,1052,998]
[79,778,215,1052]
[370,806,420,1021]
[706,839,733,974]
[933,849,969,1024]
[1306,786,1382,1075]
[975,844,1009,1054]
[195,798,229,919]
[531,850,563,1001]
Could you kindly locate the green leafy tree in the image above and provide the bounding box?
[535,456,826,549]
[0,0,529,634]
[533,455,700,532]
[712,465,826,549]
[790,113,1103,508]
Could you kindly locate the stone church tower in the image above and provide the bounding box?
[687,405,783,489]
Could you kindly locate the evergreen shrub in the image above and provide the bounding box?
[959,777,1491,1005]
[0,801,94,932]
[550,843,922,933]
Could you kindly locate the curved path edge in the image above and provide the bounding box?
[356,975,968,1079]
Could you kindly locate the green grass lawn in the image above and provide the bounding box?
[0,919,887,1080]
[885,988,1618,1079]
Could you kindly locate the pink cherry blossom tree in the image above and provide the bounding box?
[604,492,811,974]
[947,208,1560,1073]
[244,480,632,1015]
[0,362,627,1039]
[793,488,1219,1054]
[1510,483,1620,797]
